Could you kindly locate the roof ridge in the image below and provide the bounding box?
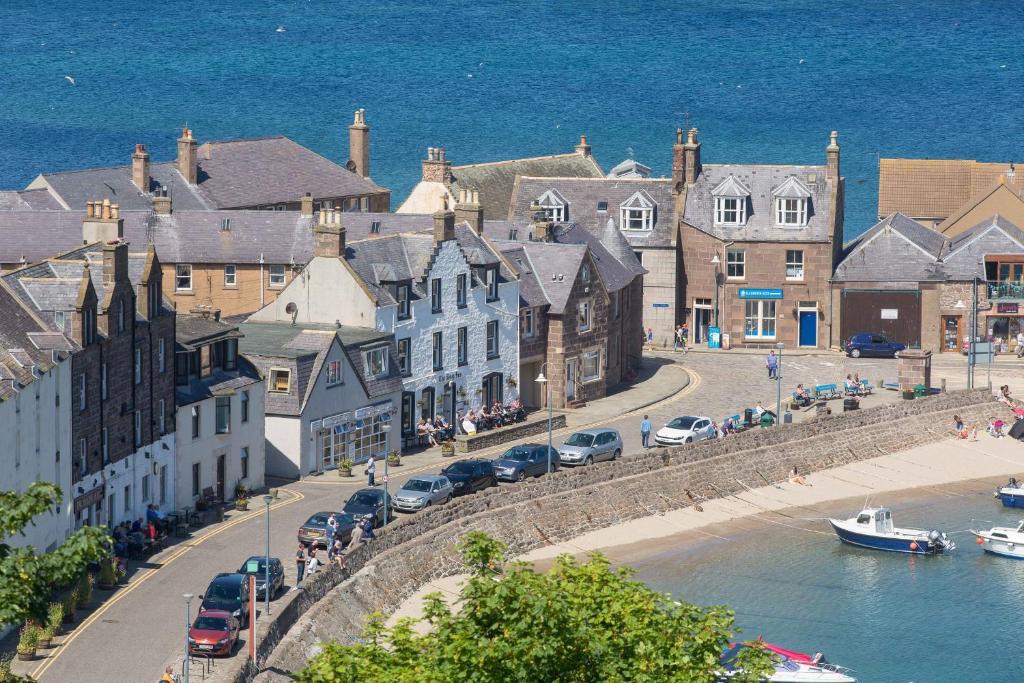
[454,152,586,170]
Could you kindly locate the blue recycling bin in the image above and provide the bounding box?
[708,326,721,349]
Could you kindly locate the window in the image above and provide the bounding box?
[240,391,249,423]
[431,278,442,312]
[785,250,804,280]
[134,347,141,385]
[432,331,444,370]
[777,198,807,226]
[370,221,381,234]
[397,338,411,376]
[486,268,498,301]
[365,348,388,378]
[633,250,643,267]
[581,350,601,382]
[117,299,125,333]
[240,447,249,479]
[224,264,237,286]
[175,351,190,385]
[397,284,411,319]
[225,339,237,371]
[79,373,86,411]
[124,485,131,512]
[619,190,656,231]
[175,264,193,291]
[78,438,86,476]
[486,320,499,358]
[578,300,592,332]
[458,327,468,365]
[158,399,166,434]
[536,189,568,222]
[134,409,142,447]
[352,414,389,463]
[142,474,150,503]
[268,265,286,288]
[456,274,467,307]
[597,201,608,212]
[102,427,109,464]
[726,250,745,279]
[82,306,96,345]
[326,359,343,386]
[100,364,107,400]
[744,300,777,339]
[215,396,231,434]
[191,405,200,439]
[269,368,291,393]
[192,463,201,497]
[148,278,161,319]
[522,308,535,338]
[581,266,590,284]
[715,197,744,225]
[54,310,66,331]
[158,338,166,373]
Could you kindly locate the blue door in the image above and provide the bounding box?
[799,311,817,347]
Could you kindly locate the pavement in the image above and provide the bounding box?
[15,349,1024,682]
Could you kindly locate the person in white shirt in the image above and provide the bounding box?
[1016,331,1024,358]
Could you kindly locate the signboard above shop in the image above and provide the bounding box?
[737,288,783,299]
[997,302,1019,314]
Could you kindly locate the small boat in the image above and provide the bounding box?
[994,478,1024,508]
[972,520,1024,559]
[828,507,954,554]
[720,642,857,682]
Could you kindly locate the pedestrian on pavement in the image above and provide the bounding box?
[766,350,779,379]
[306,546,320,575]
[295,543,306,586]
[646,327,654,345]
[326,513,338,547]
[680,322,689,353]
[366,455,376,486]
[674,324,684,351]
[640,414,652,449]
[1016,331,1024,358]
[161,665,180,683]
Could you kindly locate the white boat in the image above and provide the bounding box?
[972,520,1024,559]
[828,507,954,554]
[721,643,857,682]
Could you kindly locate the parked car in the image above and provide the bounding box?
[492,444,559,482]
[297,511,358,549]
[393,475,454,512]
[558,429,623,466]
[188,609,240,657]
[199,573,251,627]
[237,556,285,600]
[844,332,905,358]
[441,458,498,496]
[655,416,715,446]
[342,488,392,527]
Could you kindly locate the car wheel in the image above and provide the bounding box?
[893,351,900,359]
[425,500,432,507]
[445,494,452,504]
[850,349,861,358]
[612,449,621,460]
[584,455,594,466]
[517,470,526,482]
[685,437,693,444]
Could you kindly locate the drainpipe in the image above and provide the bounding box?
[259,253,265,308]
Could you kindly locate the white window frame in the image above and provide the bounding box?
[224,264,237,287]
[620,206,653,231]
[397,338,411,376]
[365,347,388,378]
[326,359,343,386]
[785,249,805,281]
[78,438,87,475]
[456,274,467,307]
[457,326,468,365]
[486,268,498,301]
[431,278,442,312]
[581,349,601,383]
[744,300,778,340]
[715,197,745,226]
[432,331,444,370]
[536,189,568,223]
[776,197,807,227]
[522,308,535,338]
[397,284,411,319]
[79,373,86,411]
[726,250,745,280]
[175,264,193,292]
[269,367,291,393]
[486,320,499,358]
[578,299,592,332]
[268,264,286,288]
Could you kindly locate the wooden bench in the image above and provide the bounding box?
[813,383,841,400]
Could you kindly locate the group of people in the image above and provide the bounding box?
[111,515,164,559]
[417,415,455,446]
[674,323,689,352]
[458,398,525,436]
[295,514,377,585]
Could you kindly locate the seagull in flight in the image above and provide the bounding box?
[64,75,76,85]
[276,25,286,33]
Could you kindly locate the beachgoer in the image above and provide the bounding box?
[789,466,808,486]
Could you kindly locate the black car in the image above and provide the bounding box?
[297,511,358,549]
[200,573,251,627]
[441,458,498,496]
[237,556,285,600]
[342,488,393,527]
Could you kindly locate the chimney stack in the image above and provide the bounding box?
[300,192,314,217]
[671,128,684,193]
[826,130,840,180]
[152,186,172,215]
[421,147,452,184]
[314,208,346,258]
[102,238,130,288]
[684,127,701,186]
[83,199,124,244]
[575,134,592,158]
[433,195,456,243]
[455,188,484,235]
[347,108,370,178]
[131,143,150,192]
[177,127,198,185]
[529,203,553,242]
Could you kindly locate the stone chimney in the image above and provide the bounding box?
[177,127,198,185]
[672,128,684,193]
[83,199,124,244]
[455,188,484,234]
[131,143,150,192]
[348,108,370,178]
[300,192,314,217]
[529,203,553,242]
[433,196,456,244]
[826,131,840,180]
[684,128,701,185]
[575,134,592,157]
[152,186,172,215]
[421,147,452,184]
[314,208,346,258]
[102,239,130,289]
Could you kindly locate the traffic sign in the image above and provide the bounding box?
[381,475,389,483]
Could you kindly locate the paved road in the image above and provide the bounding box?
[23,350,1022,682]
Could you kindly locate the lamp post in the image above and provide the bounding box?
[775,342,784,427]
[262,494,273,617]
[535,365,553,473]
[710,253,721,327]
[183,593,194,683]
[381,423,392,527]
[955,299,969,388]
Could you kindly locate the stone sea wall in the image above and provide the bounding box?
[247,389,1001,682]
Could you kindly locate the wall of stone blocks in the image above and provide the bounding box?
[637,246,678,347]
[162,263,297,318]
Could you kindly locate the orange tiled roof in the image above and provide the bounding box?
[878,158,1016,220]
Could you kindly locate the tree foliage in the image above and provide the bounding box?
[0,482,110,625]
[298,531,773,683]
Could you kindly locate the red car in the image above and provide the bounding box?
[188,609,240,657]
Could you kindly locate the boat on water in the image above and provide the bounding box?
[828,507,954,554]
[720,642,856,682]
[972,520,1024,559]
[994,478,1024,508]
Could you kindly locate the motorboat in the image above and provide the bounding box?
[720,642,857,682]
[971,520,1024,559]
[994,478,1024,508]
[828,507,954,554]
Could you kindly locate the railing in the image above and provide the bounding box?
[988,282,1024,300]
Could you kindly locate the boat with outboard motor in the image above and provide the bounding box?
[719,641,857,682]
[828,507,954,554]
[971,520,1024,559]
[994,477,1024,508]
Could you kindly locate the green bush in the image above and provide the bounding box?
[97,557,117,587]
[77,573,93,605]
[42,602,63,640]
[16,623,38,655]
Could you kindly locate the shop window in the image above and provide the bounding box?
[744,300,777,339]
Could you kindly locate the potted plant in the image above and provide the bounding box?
[269,487,279,499]
[43,602,63,645]
[457,387,467,400]
[195,498,209,512]
[1,653,15,679]
[77,573,93,609]
[234,483,249,499]
[235,497,249,511]
[96,558,117,590]
[386,450,401,467]
[62,590,77,624]
[441,441,456,457]
[338,458,354,477]
[16,623,39,661]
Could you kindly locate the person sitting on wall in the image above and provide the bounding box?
[989,416,1007,438]
[794,384,812,407]
[721,417,735,436]
[417,418,438,447]
[433,416,453,442]
[461,412,477,436]
[789,466,809,486]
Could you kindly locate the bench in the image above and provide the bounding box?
[813,383,841,400]
[859,380,874,395]
[722,414,745,433]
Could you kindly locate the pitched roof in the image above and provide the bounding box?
[0,189,63,211]
[0,281,63,401]
[607,159,651,179]
[877,158,1020,220]
[936,181,1024,233]
[710,174,751,197]
[942,215,1024,280]
[498,246,548,308]
[515,242,587,314]
[833,213,947,283]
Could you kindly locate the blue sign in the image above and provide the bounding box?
[738,288,783,299]
[708,326,721,349]
[652,303,670,308]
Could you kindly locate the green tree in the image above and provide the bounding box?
[298,531,772,683]
[0,482,110,625]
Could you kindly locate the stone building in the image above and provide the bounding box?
[3,202,176,528]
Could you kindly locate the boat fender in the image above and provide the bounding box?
[976,537,985,545]
[909,542,919,551]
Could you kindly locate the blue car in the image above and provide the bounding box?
[492,444,559,482]
[844,332,905,358]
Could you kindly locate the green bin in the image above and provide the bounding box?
[913,384,927,398]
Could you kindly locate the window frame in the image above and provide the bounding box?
[224,264,237,287]
[134,346,142,385]
[397,338,411,376]
[134,409,142,447]
[785,249,805,281]
[578,299,592,332]
[726,249,746,280]
[522,308,535,338]
[432,331,444,371]
[744,300,778,340]
[192,462,201,497]
[456,274,467,308]
[158,338,166,373]
[191,405,201,439]
[215,396,231,435]
[486,320,499,359]
[100,363,108,401]
[269,367,291,393]
[457,326,468,366]
[158,398,166,435]
[325,359,343,386]
[397,284,411,320]
[240,446,249,480]
[175,264,193,292]
[581,350,601,383]
[620,206,653,231]
[431,278,442,313]
[485,267,499,302]
[79,373,86,412]
[776,197,807,227]
[240,390,249,423]
[365,347,389,378]
[715,197,745,226]
[268,264,286,288]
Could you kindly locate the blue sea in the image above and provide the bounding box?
[1,1,1023,238]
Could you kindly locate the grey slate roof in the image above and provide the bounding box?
[516,242,587,314]
[34,161,212,211]
[0,281,62,401]
[176,314,243,349]
[942,215,1024,281]
[0,189,63,211]
[498,246,548,309]
[175,358,262,406]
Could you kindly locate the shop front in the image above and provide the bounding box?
[985,302,1023,353]
[311,401,393,468]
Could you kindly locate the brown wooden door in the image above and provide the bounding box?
[840,290,921,347]
[941,315,962,352]
[216,454,226,501]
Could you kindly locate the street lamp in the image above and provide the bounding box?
[381,423,392,526]
[775,342,784,427]
[535,366,553,473]
[710,253,721,327]
[262,495,273,617]
[183,593,194,683]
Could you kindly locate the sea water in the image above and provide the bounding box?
[0,1,1023,238]
[629,486,1021,682]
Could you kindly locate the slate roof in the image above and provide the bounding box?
[0,189,63,211]
[176,314,243,350]
[608,159,651,179]
[512,242,587,314]
[0,281,63,401]
[878,158,1020,220]
[497,246,547,309]
[942,215,1024,281]
[175,358,262,406]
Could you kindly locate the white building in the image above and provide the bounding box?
[248,206,520,449]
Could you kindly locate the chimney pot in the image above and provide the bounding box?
[177,126,199,184]
[348,108,370,178]
[826,130,841,180]
[421,145,453,184]
[684,127,701,186]
[131,143,151,193]
[300,192,314,217]
[455,187,485,235]
[575,134,592,157]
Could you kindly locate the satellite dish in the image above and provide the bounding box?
[285,302,298,325]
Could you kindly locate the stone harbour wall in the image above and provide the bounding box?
[248,389,1001,682]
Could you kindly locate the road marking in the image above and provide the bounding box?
[31,489,304,681]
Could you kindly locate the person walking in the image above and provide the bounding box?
[766,350,779,379]
[680,322,689,353]
[1016,330,1024,358]
[326,513,338,548]
[640,414,652,449]
[295,543,306,587]
[366,455,376,486]
[674,324,684,351]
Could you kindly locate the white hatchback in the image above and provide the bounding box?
[655,415,715,446]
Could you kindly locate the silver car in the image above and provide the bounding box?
[558,428,623,466]
[392,475,454,512]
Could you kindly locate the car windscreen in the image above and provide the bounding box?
[443,461,475,475]
[304,514,331,527]
[239,558,268,574]
[348,493,379,506]
[194,616,228,631]
[205,581,240,602]
[402,479,433,492]
[564,433,594,447]
[501,448,531,462]
[666,417,698,430]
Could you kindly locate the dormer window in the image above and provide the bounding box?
[396,283,411,320]
[711,175,751,226]
[772,176,812,227]
[536,189,568,223]
[619,191,656,231]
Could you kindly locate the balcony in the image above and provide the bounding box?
[988,282,1024,300]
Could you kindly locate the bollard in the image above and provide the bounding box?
[941,378,947,393]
